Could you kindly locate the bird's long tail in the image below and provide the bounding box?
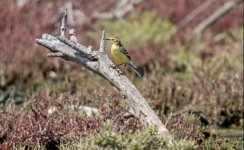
[129,62,142,79]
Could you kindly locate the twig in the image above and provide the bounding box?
[36,9,171,135]
[99,30,106,53]
[165,112,172,127]
[60,8,68,37]
[195,0,243,35]
[171,108,202,117]
[171,108,209,125]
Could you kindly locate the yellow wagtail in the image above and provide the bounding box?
[105,37,142,78]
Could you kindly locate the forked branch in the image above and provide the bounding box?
[36,10,170,135]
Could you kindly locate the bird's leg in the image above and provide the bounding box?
[115,63,124,68]
[110,63,125,75]
[116,67,124,75]
[111,63,122,69]
[110,63,116,68]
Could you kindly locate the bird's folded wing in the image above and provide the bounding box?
[120,47,131,60]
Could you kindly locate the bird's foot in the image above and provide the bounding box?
[114,67,123,75]
[118,70,124,76]
[110,64,124,76]
[111,64,117,69]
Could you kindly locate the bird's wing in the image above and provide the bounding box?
[120,47,131,60]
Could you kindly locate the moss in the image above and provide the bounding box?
[69,123,197,150]
[105,12,176,49]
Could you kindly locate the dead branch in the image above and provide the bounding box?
[36,10,171,135]
[92,0,143,20]
[178,0,215,29]
[50,2,87,27]
[60,8,67,37]
[195,0,243,35]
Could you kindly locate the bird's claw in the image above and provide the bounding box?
[111,64,124,76]
[117,69,123,75]
[111,64,117,69]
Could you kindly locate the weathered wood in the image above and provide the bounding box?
[60,8,67,37]
[36,11,170,135]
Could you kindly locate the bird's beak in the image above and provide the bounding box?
[105,38,111,40]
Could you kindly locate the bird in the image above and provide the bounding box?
[69,29,78,43]
[105,37,142,78]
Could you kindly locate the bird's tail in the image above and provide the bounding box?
[129,62,142,79]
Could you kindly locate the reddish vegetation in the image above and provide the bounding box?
[0,0,242,81]
[138,0,243,32]
[0,90,141,148]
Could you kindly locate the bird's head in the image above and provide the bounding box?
[105,37,120,44]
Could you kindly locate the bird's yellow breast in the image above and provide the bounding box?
[111,44,129,64]
[111,44,120,54]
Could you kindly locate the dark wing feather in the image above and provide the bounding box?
[118,42,131,60]
[120,47,131,60]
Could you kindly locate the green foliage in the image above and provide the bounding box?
[105,12,176,48]
[207,27,243,71]
[71,123,197,150]
[170,45,202,82]
[200,136,241,150]
[173,47,201,70]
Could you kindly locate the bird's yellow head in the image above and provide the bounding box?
[105,37,121,44]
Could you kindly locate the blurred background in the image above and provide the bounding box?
[0,0,243,149]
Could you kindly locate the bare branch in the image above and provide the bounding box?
[47,52,64,58]
[165,112,172,126]
[36,35,99,74]
[99,30,106,53]
[57,36,98,60]
[92,0,143,20]
[69,29,78,43]
[195,0,243,35]
[60,8,68,37]
[178,0,215,29]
